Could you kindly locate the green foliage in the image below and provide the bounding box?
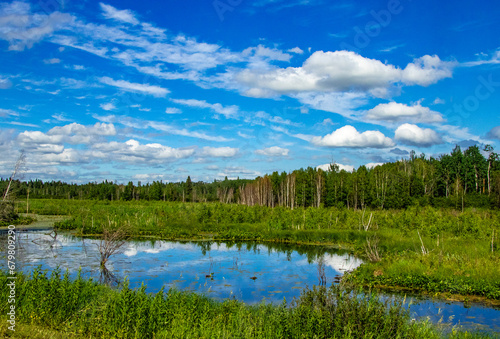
[0,201,18,225]
[4,144,500,210]
[2,268,485,339]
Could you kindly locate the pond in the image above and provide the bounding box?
[3,231,500,334]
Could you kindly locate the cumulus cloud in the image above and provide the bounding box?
[487,126,500,139]
[18,123,116,147]
[312,125,394,148]
[255,146,289,156]
[365,102,444,123]
[401,55,454,86]
[236,51,454,98]
[316,163,354,172]
[394,123,443,147]
[198,146,239,158]
[100,3,139,25]
[98,77,169,97]
[92,139,194,162]
[48,122,116,137]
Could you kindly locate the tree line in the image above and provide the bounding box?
[2,144,499,210]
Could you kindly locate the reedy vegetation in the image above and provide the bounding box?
[0,269,492,339]
[17,199,500,300]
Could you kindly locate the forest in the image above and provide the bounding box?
[2,144,500,210]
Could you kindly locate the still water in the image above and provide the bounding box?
[3,231,500,334]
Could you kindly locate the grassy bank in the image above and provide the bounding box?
[0,268,495,339]
[15,199,500,301]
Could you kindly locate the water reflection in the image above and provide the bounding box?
[2,231,499,334]
[5,232,362,303]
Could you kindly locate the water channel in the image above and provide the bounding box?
[2,231,499,334]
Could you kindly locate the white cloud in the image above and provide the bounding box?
[132,173,166,182]
[487,126,500,139]
[100,102,116,111]
[287,47,304,54]
[99,3,139,25]
[93,114,231,142]
[51,113,72,122]
[365,102,444,123]
[43,58,61,64]
[401,55,454,86]
[394,124,443,147]
[242,45,293,64]
[165,107,182,114]
[237,131,254,139]
[0,1,73,51]
[48,122,116,137]
[238,50,449,97]
[436,124,483,144]
[0,108,19,117]
[246,111,301,127]
[216,166,261,179]
[9,121,39,128]
[312,125,394,148]
[255,146,289,156]
[92,139,194,162]
[171,99,238,119]
[293,92,367,118]
[18,122,117,148]
[461,50,500,67]
[198,146,239,158]
[234,51,454,112]
[98,77,169,97]
[365,162,384,169]
[316,163,354,172]
[0,76,12,89]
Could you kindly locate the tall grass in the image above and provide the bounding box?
[15,199,500,300]
[2,268,491,339]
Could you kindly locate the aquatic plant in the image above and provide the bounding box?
[2,268,483,339]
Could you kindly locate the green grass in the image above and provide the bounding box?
[14,199,500,301]
[2,268,496,339]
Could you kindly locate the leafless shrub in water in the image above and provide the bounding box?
[97,225,129,267]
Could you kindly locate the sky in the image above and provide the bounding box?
[0,0,499,184]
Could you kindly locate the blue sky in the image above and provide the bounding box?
[0,0,499,183]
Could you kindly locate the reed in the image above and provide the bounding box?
[3,268,492,338]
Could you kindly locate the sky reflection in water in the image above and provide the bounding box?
[4,231,500,333]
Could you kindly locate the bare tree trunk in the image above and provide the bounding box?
[2,151,25,201]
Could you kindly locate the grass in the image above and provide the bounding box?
[1,268,497,339]
[12,199,500,301]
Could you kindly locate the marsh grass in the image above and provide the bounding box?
[3,268,493,339]
[17,199,500,300]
